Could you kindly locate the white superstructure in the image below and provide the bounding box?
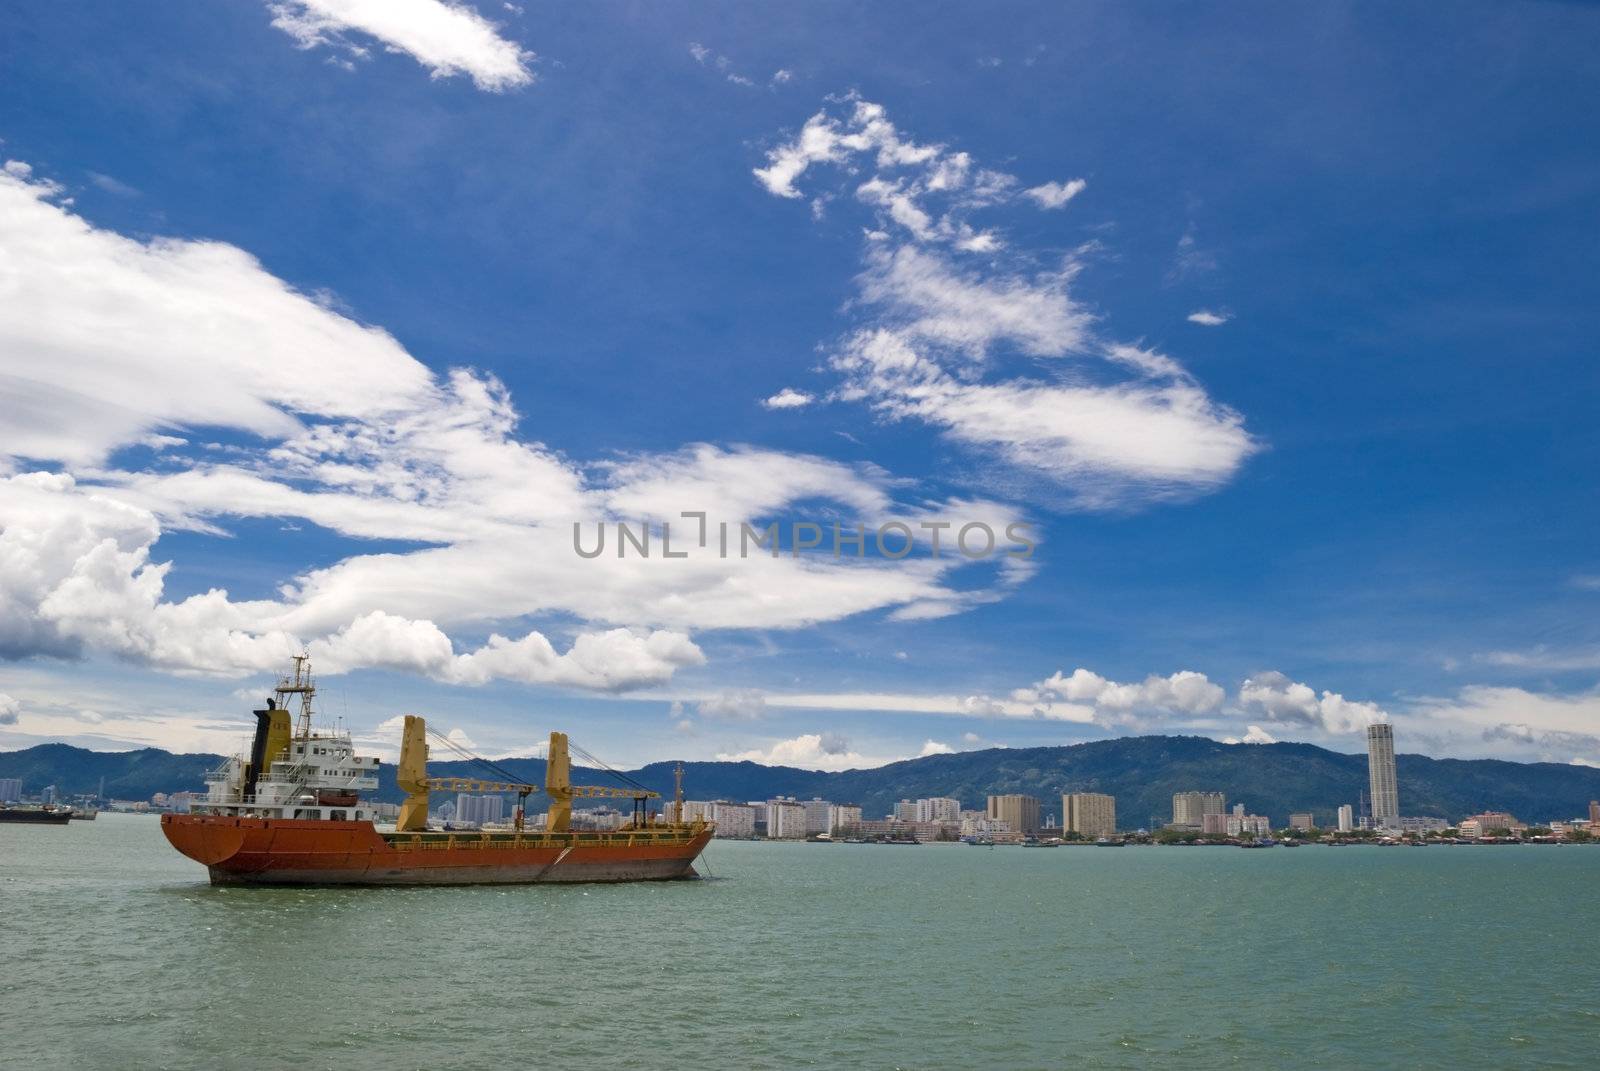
[196,657,381,822]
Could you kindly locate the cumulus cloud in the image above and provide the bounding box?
[1023,179,1086,209]
[267,0,534,91]
[0,694,18,725]
[1224,724,1276,745]
[1238,671,1386,733]
[1012,667,1225,728]
[312,611,705,691]
[0,157,1021,696]
[716,732,883,771]
[1187,309,1230,326]
[918,739,954,756]
[760,387,815,410]
[755,98,1256,505]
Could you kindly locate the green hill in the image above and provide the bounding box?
[5,734,1597,827]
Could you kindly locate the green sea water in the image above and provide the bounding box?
[5,813,1598,1070]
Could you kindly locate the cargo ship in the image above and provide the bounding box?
[162,657,712,885]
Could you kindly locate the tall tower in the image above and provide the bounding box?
[1366,723,1399,829]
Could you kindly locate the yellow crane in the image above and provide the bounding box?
[393,715,659,833]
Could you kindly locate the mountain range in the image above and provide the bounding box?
[5,735,1598,828]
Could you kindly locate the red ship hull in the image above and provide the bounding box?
[162,813,712,886]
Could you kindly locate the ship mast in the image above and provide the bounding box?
[673,762,684,825]
[275,652,317,739]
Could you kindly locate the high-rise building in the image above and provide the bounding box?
[1590,800,1600,826]
[1062,792,1116,837]
[40,784,57,805]
[916,797,962,823]
[893,799,918,822]
[987,794,1041,836]
[1337,804,1354,832]
[711,801,757,839]
[1171,791,1225,828]
[828,804,863,835]
[1288,813,1314,831]
[767,799,807,839]
[0,778,21,803]
[454,793,504,827]
[1366,723,1400,829]
[801,798,833,835]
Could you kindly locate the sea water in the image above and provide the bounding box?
[4,814,1597,1069]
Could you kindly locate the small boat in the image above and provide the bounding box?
[1095,837,1125,847]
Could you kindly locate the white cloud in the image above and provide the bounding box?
[0,164,436,467]
[1237,671,1386,733]
[695,689,768,721]
[0,694,18,725]
[1411,685,1600,741]
[1476,646,1600,671]
[765,690,1085,721]
[756,100,1257,504]
[716,732,884,772]
[87,172,139,198]
[267,0,534,91]
[918,739,954,756]
[312,611,704,691]
[760,387,815,410]
[1570,574,1600,591]
[0,157,1024,694]
[687,41,779,91]
[853,244,1094,361]
[1012,667,1225,728]
[1170,224,1218,280]
[1187,309,1230,327]
[1023,179,1086,209]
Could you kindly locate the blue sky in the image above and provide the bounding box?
[1,2,1597,771]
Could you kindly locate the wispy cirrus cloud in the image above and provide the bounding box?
[687,41,789,90]
[267,0,534,91]
[1475,646,1600,672]
[754,97,1256,507]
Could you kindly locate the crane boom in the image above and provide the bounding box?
[395,716,658,834]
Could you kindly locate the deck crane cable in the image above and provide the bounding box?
[567,739,653,795]
[423,724,535,789]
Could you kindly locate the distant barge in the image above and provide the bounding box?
[0,805,74,825]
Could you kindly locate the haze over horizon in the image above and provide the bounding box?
[1,3,1597,772]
